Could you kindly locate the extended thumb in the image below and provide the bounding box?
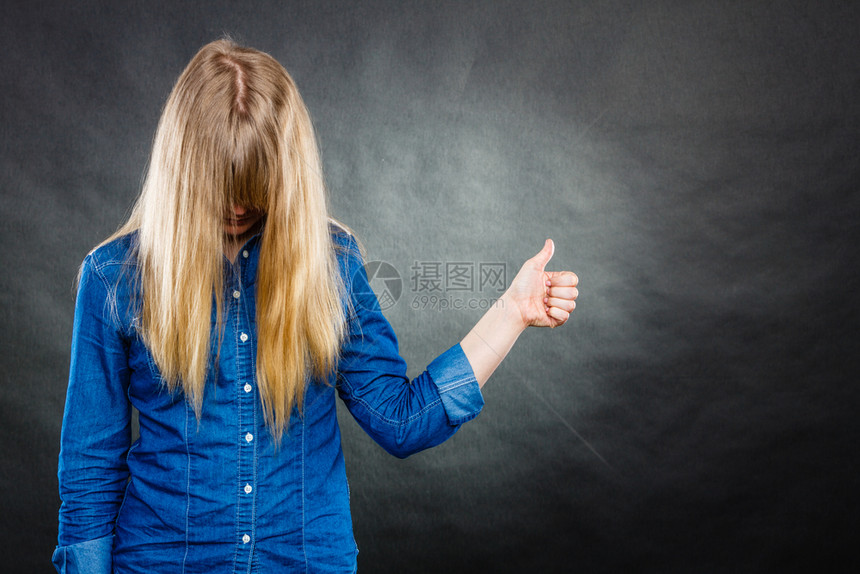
[535,238,554,267]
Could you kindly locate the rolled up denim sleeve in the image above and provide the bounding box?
[51,534,113,574]
[54,253,131,572]
[335,236,483,458]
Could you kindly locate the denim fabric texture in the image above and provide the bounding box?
[54,227,483,573]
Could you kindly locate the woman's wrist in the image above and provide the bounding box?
[498,290,530,334]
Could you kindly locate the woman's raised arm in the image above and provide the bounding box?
[460,239,579,387]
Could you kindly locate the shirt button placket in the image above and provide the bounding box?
[239,332,251,393]
[234,275,255,559]
[238,428,254,551]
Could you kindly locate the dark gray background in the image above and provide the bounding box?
[2,1,859,572]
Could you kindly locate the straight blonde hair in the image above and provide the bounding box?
[102,39,350,442]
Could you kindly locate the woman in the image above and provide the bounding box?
[53,39,578,573]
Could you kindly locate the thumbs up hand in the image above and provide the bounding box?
[503,239,578,329]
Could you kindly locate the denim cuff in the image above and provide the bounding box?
[427,343,484,425]
[52,534,113,574]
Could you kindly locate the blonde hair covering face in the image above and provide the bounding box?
[103,39,349,442]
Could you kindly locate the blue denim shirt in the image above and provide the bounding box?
[53,227,483,573]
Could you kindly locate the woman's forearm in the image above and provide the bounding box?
[459,293,527,388]
[459,239,578,388]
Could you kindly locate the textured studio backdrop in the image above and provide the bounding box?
[2,1,859,572]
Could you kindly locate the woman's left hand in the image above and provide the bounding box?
[502,239,578,329]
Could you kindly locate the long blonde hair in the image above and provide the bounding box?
[103,38,349,442]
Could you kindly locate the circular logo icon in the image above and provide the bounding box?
[355,261,402,311]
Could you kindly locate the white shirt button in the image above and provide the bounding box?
[244,383,252,393]
[244,483,253,494]
[242,534,250,544]
[245,432,254,443]
[242,250,249,258]
[232,290,241,299]
[240,332,248,342]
